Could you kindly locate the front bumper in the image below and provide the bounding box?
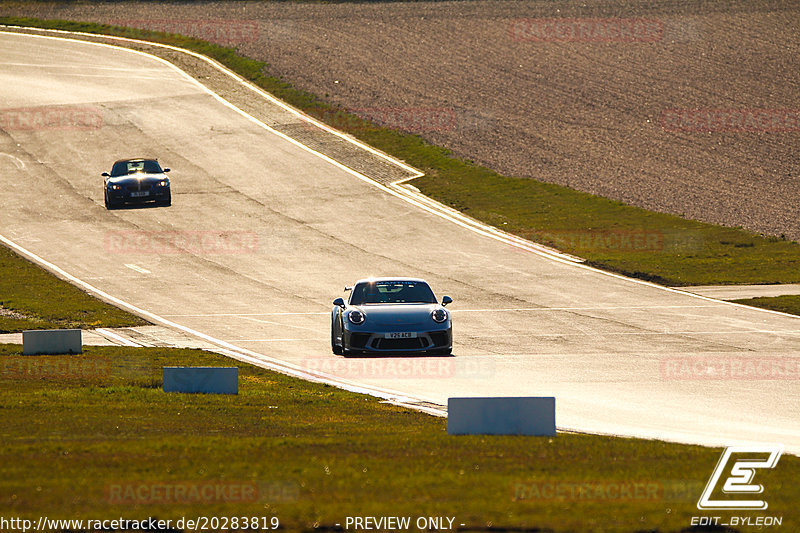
[343,327,451,353]
[107,187,170,204]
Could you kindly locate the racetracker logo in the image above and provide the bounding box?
[104,230,259,255]
[660,357,800,380]
[301,358,494,379]
[512,481,663,502]
[105,481,297,505]
[534,230,664,252]
[1,356,110,381]
[307,106,458,133]
[109,19,259,46]
[0,106,103,131]
[661,109,800,132]
[509,18,663,43]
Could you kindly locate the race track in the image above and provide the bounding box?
[1,30,799,453]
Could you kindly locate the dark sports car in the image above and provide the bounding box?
[103,158,171,209]
[331,278,453,356]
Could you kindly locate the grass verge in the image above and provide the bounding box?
[0,244,147,333]
[2,343,797,532]
[731,295,800,317]
[2,17,800,288]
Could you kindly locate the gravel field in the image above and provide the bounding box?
[3,0,799,239]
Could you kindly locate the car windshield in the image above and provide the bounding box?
[350,281,437,305]
[110,160,163,177]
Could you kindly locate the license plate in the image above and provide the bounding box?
[130,191,149,198]
[385,332,416,339]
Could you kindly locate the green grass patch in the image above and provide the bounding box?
[731,295,800,317]
[0,244,147,333]
[3,17,800,287]
[414,173,800,286]
[2,344,796,532]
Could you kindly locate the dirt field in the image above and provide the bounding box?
[3,0,799,239]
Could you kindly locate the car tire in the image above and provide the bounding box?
[342,342,361,357]
[104,192,115,210]
[332,331,343,355]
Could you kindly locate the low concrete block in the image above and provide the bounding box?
[447,397,556,436]
[22,329,82,355]
[163,367,238,394]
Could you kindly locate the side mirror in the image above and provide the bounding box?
[333,297,346,308]
[163,168,170,173]
[442,296,453,306]
[101,172,109,177]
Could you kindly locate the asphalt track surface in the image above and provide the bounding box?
[1,31,799,454]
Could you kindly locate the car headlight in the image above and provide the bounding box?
[156,179,169,187]
[347,310,365,325]
[108,184,122,191]
[431,309,448,323]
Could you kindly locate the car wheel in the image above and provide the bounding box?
[331,331,343,355]
[342,341,361,357]
[104,192,114,210]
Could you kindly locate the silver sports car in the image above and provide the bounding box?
[331,278,453,356]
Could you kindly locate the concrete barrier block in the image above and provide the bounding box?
[22,329,82,355]
[447,397,556,436]
[163,367,238,394]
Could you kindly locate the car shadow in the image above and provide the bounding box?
[107,202,168,210]
[343,352,455,359]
